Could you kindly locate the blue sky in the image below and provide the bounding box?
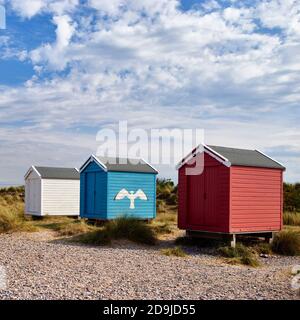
[0,0,300,185]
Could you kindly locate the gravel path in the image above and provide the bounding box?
[0,232,299,300]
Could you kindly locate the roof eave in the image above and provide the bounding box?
[255,149,286,170]
[176,143,231,170]
[79,155,108,173]
[24,165,41,180]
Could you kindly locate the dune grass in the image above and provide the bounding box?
[284,212,300,226]
[253,242,272,255]
[76,216,157,246]
[156,179,177,206]
[0,187,36,233]
[161,246,187,257]
[218,244,260,267]
[32,216,94,236]
[151,209,177,235]
[0,187,92,236]
[271,230,300,256]
[33,217,93,236]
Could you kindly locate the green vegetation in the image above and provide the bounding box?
[1,181,300,261]
[34,217,93,236]
[157,178,177,207]
[76,216,157,246]
[151,210,177,235]
[0,186,25,196]
[218,244,260,267]
[0,186,35,233]
[151,222,173,235]
[283,212,300,226]
[271,230,300,256]
[161,246,187,257]
[153,179,178,236]
[0,186,93,236]
[253,242,272,255]
[284,183,300,212]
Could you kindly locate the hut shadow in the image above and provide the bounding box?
[47,235,162,253]
[46,232,221,256]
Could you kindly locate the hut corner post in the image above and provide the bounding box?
[264,232,275,244]
[230,234,236,248]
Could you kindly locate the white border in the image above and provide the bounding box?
[79,155,108,173]
[24,165,42,180]
[80,155,158,174]
[140,157,158,174]
[176,143,231,170]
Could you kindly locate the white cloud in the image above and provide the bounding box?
[10,0,46,18]
[9,0,78,18]
[88,0,124,16]
[257,0,300,37]
[53,15,75,48]
[1,0,300,183]
[30,14,75,70]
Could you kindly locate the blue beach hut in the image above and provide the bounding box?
[79,156,158,220]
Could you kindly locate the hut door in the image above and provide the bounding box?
[204,167,217,226]
[85,172,95,215]
[94,172,102,215]
[187,173,205,226]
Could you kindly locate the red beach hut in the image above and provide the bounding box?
[177,144,285,247]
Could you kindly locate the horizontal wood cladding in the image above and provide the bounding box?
[42,179,80,216]
[230,166,282,232]
[107,172,156,219]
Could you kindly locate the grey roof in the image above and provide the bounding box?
[35,166,79,180]
[95,156,158,174]
[207,145,285,170]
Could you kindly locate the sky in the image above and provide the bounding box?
[0,0,300,186]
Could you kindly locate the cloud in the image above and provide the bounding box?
[1,0,300,184]
[30,14,75,70]
[9,0,79,18]
[10,0,46,18]
[257,0,300,37]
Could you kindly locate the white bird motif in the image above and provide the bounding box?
[114,189,148,209]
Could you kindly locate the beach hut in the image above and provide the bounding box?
[80,156,158,220]
[24,166,80,217]
[176,144,285,246]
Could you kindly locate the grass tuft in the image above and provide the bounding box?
[151,222,173,235]
[218,244,260,267]
[284,212,300,226]
[271,231,300,256]
[161,246,187,257]
[254,242,272,255]
[0,187,36,233]
[55,220,92,236]
[150,205,177,236]
[76,216,157,246]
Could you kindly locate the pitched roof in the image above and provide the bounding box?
[34,166,79,180]
[207,145,285,169]
[81,156,158,174]
[177,144,285,170]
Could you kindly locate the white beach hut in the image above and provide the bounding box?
[24,166,80,217]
